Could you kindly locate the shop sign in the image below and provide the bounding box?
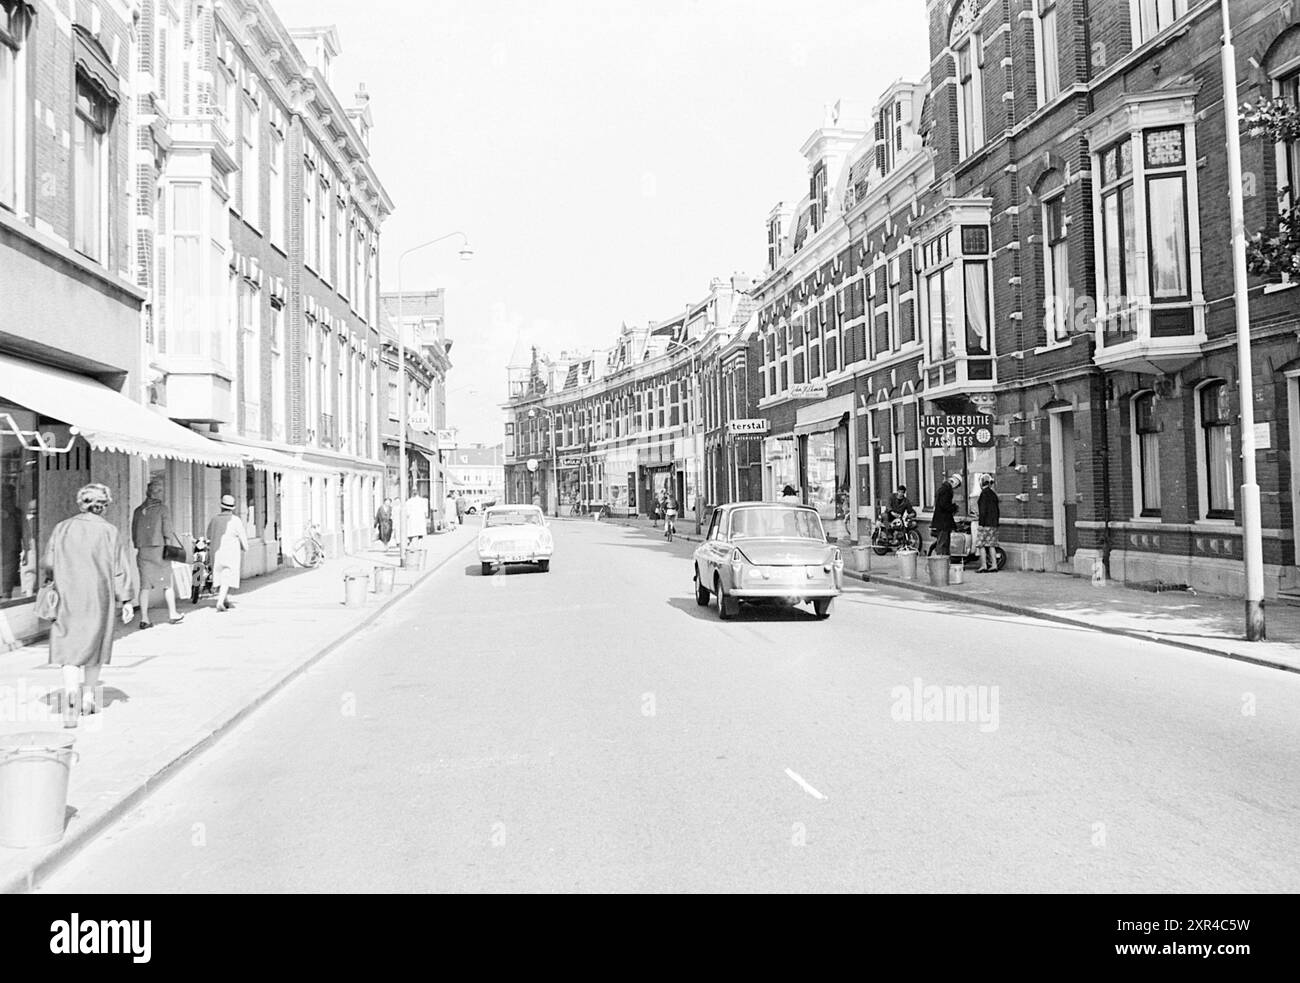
[727,419,770,436]
[789,382,828,399]
[559,456,583,468]
[922,415,997,448]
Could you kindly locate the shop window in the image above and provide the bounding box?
[1199,382,1235,519]
[1132,392,1161,516]
[0,403,41,604]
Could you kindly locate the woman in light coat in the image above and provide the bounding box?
[131,478,184,628]
[205,494,249,612]
[43,483,137,726]
[443,493,459,532]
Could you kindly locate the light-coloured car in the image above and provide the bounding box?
[477,504,553,574]
[693,502,843,620]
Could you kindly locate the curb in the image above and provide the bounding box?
[847,569,1299,676]
[2,536,477,895]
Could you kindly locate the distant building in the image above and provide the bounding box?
[444,444,504,509]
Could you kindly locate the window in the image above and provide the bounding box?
[1144,127,1190,302]
[964,262,990,355]
[334,197,346,294]
[1043,194,1071,341]
[169,183,202,355]
[239,281,260,431]
[0,2,29,213]
[1134,0,1188,46]
[270,302,285,439]
[316,174,329,282]
[1099,139,1138,337]
[810,164,827,231]
[74,77,110,260]
[302,162,317,270]
[268,125,285,247]
[877,105,895,176]
[767,218,781,270]
[957,34,984,159]
[354,230,364,312]
[1199,383,1234,519]
[1035,0,1060,106]
[887,258,902,351]
[240,95,259,224]
[1133,393,1161,516]
[1279,70,1299,212]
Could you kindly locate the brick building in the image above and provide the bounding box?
[917,0,1300,597]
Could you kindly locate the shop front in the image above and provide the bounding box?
[794,402,854,542]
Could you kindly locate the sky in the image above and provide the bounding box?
[273,0,929,446]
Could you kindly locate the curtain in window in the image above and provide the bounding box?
[964,262,989,354]
[1140,431,1161,512]
[1147,175,1189,299]
[1040,3,1059,102]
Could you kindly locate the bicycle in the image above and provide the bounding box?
[569,501,587,517]
[291,522,325,568]
[663,509,677,541]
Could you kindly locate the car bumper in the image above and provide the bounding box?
[478,549,553,564]
[730,585,840,600]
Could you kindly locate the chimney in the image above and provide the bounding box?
[731,272,751,293]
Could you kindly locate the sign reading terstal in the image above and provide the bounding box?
[922,415,996,449]
[727,419,770,436]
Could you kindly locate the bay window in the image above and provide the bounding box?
[1134,0,1188,46]
[1144,127,1190,308]
[1133,392,1161,516]
[1199,382,1234,519]
[1043,193,1070,342]
[1099,139,1138,341]
[1035,0,1060,106]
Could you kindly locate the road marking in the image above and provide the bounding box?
[785,768,827,801]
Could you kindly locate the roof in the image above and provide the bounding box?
[446,445,504,467]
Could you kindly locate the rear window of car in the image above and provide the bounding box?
[728,507,824,541]
[485,509,543,528]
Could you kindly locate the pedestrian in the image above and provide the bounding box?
[375,498,394,548]
[131,477,185,628]
[976,474,1001,573]
[929,472,962,557]
[404,491,428,545]
[205,494,248,612]
[455,492,467,526]
[444,492,459,531]
[779,484,801,505]
[42,483,136,727]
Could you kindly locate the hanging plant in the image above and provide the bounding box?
[1240,98,1300,279]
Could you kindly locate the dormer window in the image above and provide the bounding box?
[810,163,827,231]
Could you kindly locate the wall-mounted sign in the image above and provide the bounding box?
[1254,422,1272,450]
[526,458,539,472]
[789,382,829,399]
[922,415,996,449]
[559,456,583,468]
[969,393,996,414]
[727,419,770,436]
[408,410,430,432]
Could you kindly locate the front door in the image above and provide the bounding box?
[1049,410,1078,562]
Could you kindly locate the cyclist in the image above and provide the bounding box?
[661,490,678,540]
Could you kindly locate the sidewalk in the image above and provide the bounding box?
[0,525,477,893]
[568,513,1300,672]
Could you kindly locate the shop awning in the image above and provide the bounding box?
[206,436,338,477]
[793,411,849,438]
[0,352,244,467]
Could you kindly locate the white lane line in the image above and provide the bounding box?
[785,768,827,801]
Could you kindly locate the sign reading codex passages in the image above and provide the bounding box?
[922,415,996,449]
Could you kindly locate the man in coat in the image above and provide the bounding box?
[929,473,962,556]
[455,493,467,526]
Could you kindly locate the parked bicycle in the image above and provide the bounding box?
[292,522,325,568]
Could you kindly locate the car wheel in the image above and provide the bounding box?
[537,559,550,573]
[813,597,833,620]
[715,576,738,620]
[480,562,493,576]
[694,569,710,606]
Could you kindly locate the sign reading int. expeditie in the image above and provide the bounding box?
[921,414,996,449]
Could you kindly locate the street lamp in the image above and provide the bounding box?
[527,406,559,516]
[396,231,473,568]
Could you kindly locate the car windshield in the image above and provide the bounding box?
[728,507,824,541]
[485,509,543,528]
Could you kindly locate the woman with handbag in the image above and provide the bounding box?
[131,478,185,628]
[40,483,137,727]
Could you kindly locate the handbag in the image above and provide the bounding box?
[162,541,187,563]
[34,583,59,621]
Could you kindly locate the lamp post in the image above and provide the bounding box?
[527,406,559,516]
[1220,0,1265,640]
[396,231,473,568]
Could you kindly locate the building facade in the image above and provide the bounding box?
[444,443,504,509]
[140,1,393,566]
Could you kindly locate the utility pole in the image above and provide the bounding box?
[1220,0,1265,640]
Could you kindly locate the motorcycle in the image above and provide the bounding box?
[871,507,922,555]
[952,518,1007,571]
[190,536,214,604]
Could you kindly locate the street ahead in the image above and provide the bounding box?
[40,517,1300,893]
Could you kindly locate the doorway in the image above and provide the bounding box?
[1048,409,1078,564]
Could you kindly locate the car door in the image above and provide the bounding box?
[697,509,722,582]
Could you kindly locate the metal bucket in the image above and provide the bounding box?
[343,567,368,607]
[897,550,918,580]
[0,731,77,848]
[405,548,426,571]
[373,565,396,594]
[927,554,949,587]
[948,561,965,585]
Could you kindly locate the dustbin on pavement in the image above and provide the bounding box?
[343,566,368,607]
[897,548,918,580]
[948,562,965,585]
[373,565,396,594]
[927,554,949,586]
[0,731,77,848]
[405,547,426,571]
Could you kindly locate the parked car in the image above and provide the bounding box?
[693,502,843,620]
[477,504,553,574]
[464,498,497,515]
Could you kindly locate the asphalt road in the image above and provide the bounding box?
[39,516,1300,892]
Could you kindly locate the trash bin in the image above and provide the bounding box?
[850,545,871,573]
[343,566,368,607]
[405,548,426,571]
[0,731,77,848]
[897,549,918,580]
[927,554,949,586]
[373,565,396,594]
[948,561,965,585]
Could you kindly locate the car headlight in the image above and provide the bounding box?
[538,531,553,550]
[477,534,491,552]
